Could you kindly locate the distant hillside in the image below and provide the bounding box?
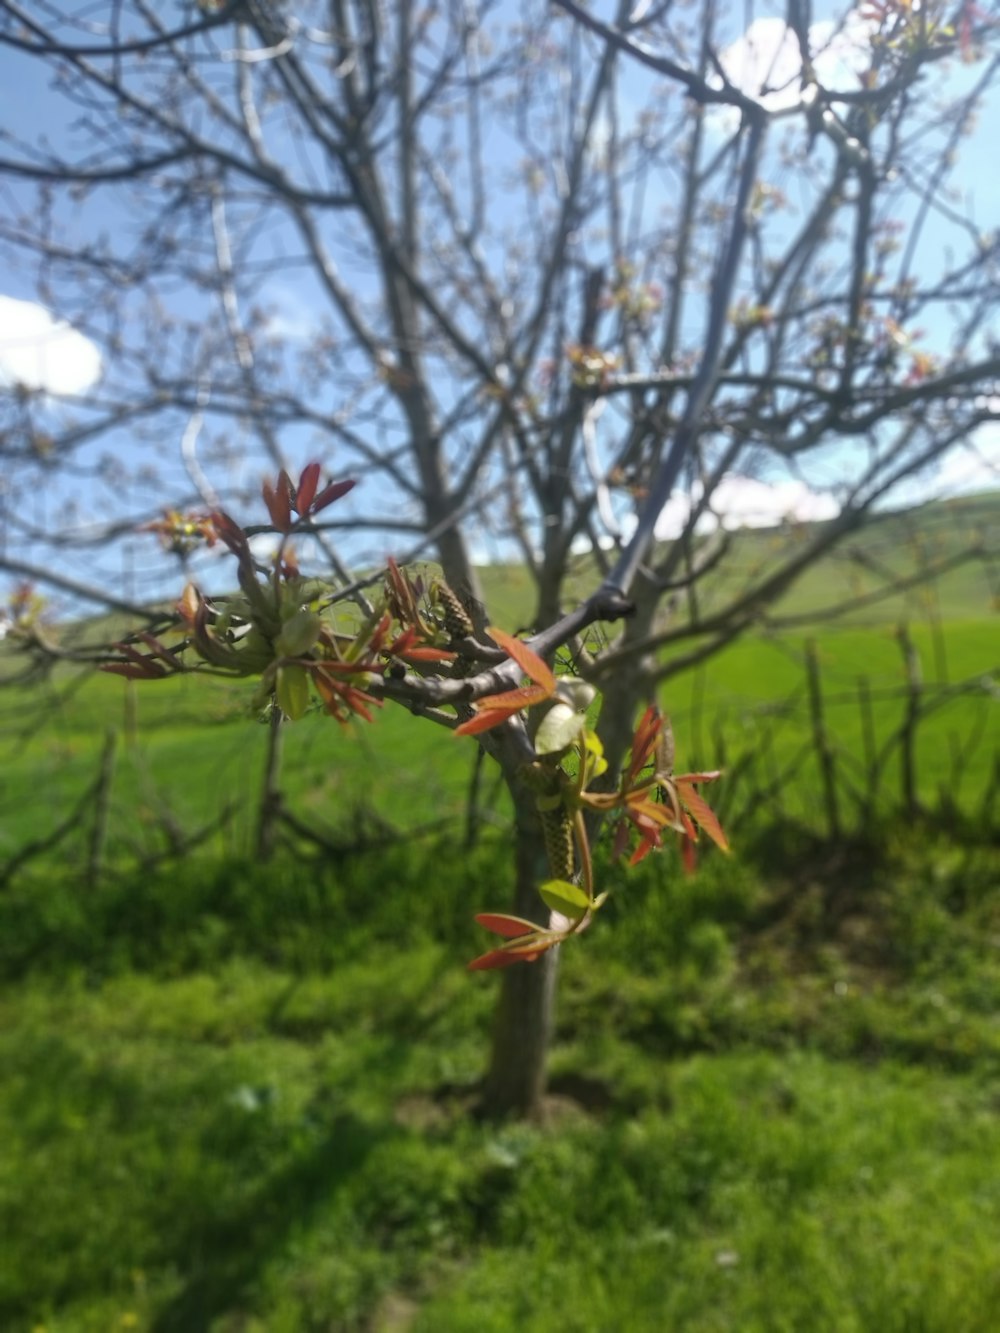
[688,491,1000,628]
[476,491,1000,631]
[3,492,996,676]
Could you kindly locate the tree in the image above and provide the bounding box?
[1,0,998,1116]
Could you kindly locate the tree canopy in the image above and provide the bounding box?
[2,0,999,1114]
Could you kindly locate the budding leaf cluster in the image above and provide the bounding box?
[105,461,728,973]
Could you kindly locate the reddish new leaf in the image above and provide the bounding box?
[474,913,539,938]
[295,461,321,514]
[396,645,457,663]
[313,669,380,724]
[211,510,250,555]
[385,556,421,626]
[629,835,658,866]
[488,626,556,692]
[311,477,356,513]
[624,704,663,785]
[680,836,698,875]
[675,779,730,852]
[453,707,518,736]
[469,683,552,713]
[384,625,456,664]
[342,684,380,722]
[102,661,162,680]
[453,677,554,736]
[467,939,552,970]
[135,631,185,671]
[262,471,294,532]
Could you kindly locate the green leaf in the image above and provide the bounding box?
[535,702,586,755]
[276,663,310,720]
[582,728,608,780]
[277,608,322,657]
[539,878,590,921]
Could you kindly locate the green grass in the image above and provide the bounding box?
[1,833,998,1332]
[0,491,995,869]
[669,619,999,826]
[0,497,996,1328]
[1,615,994,871]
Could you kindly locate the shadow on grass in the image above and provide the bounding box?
[0,1015,433,1331]
[150,1112,383,1333]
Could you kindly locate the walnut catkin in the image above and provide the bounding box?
[538,799,575,881]
[433,579,474,641]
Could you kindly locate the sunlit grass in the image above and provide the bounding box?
[1,833,998,1331]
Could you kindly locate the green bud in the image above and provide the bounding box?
[276,663,311,720]
[276,608,322,658]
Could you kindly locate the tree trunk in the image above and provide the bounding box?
[482,781,558,1119]
[256,707,284,862]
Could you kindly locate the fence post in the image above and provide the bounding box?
[463,743,486,850]
[87,729,118,888]
[256,706,285,862]
[805,639,840,840]
[857,674,878,822]
[896,623,923,819]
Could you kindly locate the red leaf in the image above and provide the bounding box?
[211,510,249,555]
[629,835,658,866]
[342,685,380,722]
[625,704,662,784]
[468,949,525,971]
[628,795,676,829]
[311,478,356,513]
[295,461,321,514]
[467,941,550,971]
[136,631,185,671]
[680,836,698,875]
[454,707,520,736]
[675,779,730,852]
[112,641,168,674]
[488,626,556,692]
[474,913,538,938]
[102,662,161,680]
[471,683,552,713]
[262,471,294,532]
[396,645,457,663]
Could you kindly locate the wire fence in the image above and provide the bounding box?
[1,623,997,888]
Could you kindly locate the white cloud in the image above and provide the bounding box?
[0,295,102,396]
[717,11,874,114]
[942,422,1000,491]
[890,426,1000,507]
[653,473,840,540]
[262,289,320,343]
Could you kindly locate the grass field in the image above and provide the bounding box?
[0,496,997,1330]
[1,832,998,1332]
[3,494,997,868]
[1,613,995,867]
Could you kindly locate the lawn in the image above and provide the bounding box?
[1,833,998,1331]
